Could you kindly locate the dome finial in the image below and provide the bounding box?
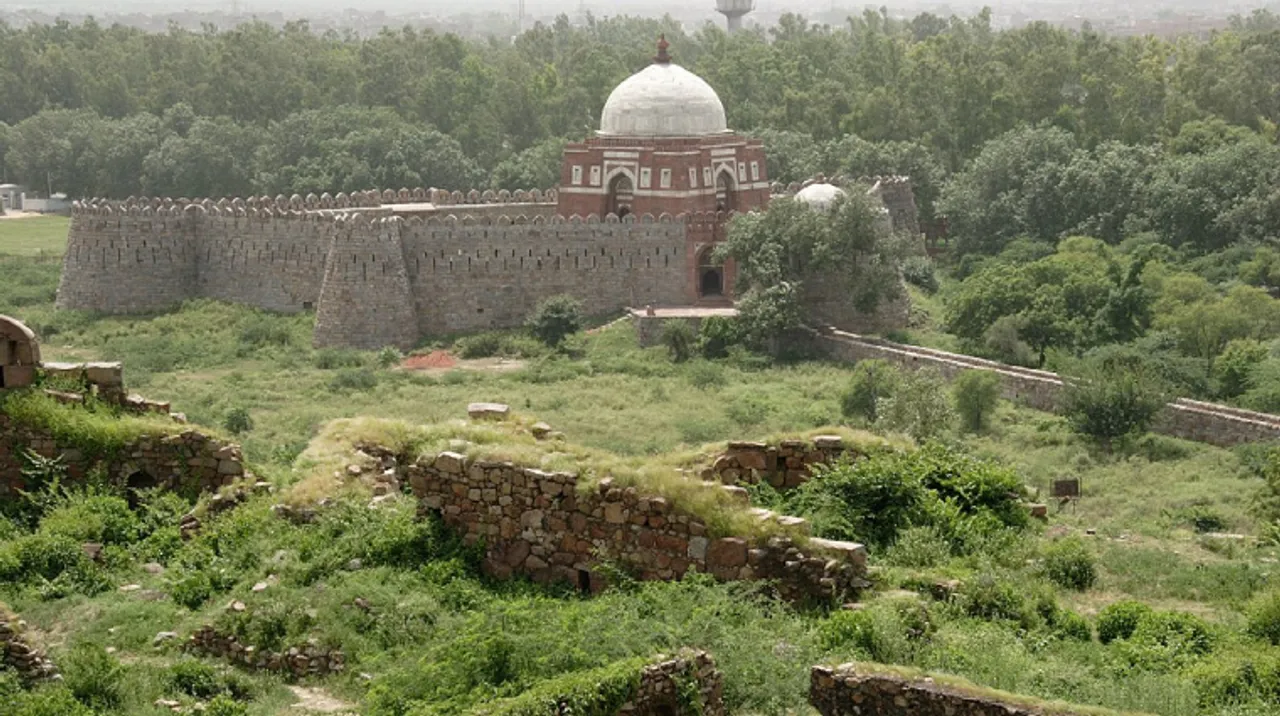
[654,35,671,64]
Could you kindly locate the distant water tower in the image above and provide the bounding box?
[715,0,756,32]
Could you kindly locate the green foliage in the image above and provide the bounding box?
[314,348,367,369]
[1214,338,1268,398]
[1051,609,1093,642]
[1245,590,1280,646]
[527,295,584,349]
[1125,610,1215,663]
[661,321,696,363]
[840,360,900,423]
[901,255,939,293]
[694,316,743,360]
[878,368,955,440]
[1061,357,1170,448]
[0,390,181,461]
[1186,645,1280,707]
[330,368,379,391]
[473,658,645,716]
[1097,600,1154,644]
[222,406,254,435]
[0,683,96,716]
[204,695,250,716]
[39,492,140,545]
[454,332,546,360]
[377,346,404,369]
[61,643,124,711]
[953,370,1002,433]
[686,362,727,391]
[1041,538,1097,591]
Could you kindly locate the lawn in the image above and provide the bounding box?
[0,215,70,257]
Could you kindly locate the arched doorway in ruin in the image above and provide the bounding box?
[125,470,159,509]
[607,172,634,218]
[0,315,39,389]
[697,247,723,298]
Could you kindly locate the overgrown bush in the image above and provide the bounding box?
[840,360,899,423]
[313,348,367,369]
[1061,357,1170,449]
[1041,538,1097,591]
[222,407,254,435]
[61,643,124,711]
[953,370,1002,433]
[696,316,743,359]
[1187,645,1280,707]
[1246,590,1280,645]
[377,346,404,369]
[1097,600,1154,644]
[526,294,583,348]
[38,492,140,545]
[902,255,939,293]
[1129,610,1215,659]
[879,368,955,440]
[686,361,727,391]
[1215,338,1268,398]
[661,321,696,363]
[330,368,378,391]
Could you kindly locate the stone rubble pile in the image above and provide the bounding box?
[622,650,725,716]
[186,625,345,678]
[704,436,853,488]
[0,611,58,681]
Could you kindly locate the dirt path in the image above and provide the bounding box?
[287,686,357,714]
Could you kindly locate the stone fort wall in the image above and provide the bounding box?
[58,194,704,350]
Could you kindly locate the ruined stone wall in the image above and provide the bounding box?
[815,329,1280,447]
[187,625,345,677]
[621,650,724,716]
[0,609,58,682]
[810,664,1108,716]
[800,273,911,335]
[400,448,867,603]
[0,414,245,498]
[401,215,689,336]
[702,436,853,489]
[57,207,199,313]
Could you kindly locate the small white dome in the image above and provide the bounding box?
[795,183,845,210]
[599,62,728,138]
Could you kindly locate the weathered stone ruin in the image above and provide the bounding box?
[186,624,345,678]
[702,435,855,489]
[810,664,1118,716]
[0,608,58,682]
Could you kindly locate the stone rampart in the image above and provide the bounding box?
[0,414,245,498]
[810,664,1125,716]
[59,195,704,348]
[390,447,866,603]
[815,329,1280,447]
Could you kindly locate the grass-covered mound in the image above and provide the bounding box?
[0,389,188,461]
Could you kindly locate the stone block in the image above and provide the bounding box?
[434,451,466,474]
[467,403,511,420]
[604,503,626,524]
[688,536,709,561]
[706,538,748,569]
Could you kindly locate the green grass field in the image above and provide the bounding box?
[4,249,1280,716]
[0,215,70,257]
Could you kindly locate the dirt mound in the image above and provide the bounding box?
[401,350,457,370]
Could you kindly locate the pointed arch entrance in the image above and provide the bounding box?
[714,170,736,213]
[607,172,635,218]
[697,247,723,298]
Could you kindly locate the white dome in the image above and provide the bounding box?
[795,183,845,210]
[599,62,729,138]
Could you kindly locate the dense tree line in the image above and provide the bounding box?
[1,10,1279,204]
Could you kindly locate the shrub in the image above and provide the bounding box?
[1214,338,1268,399]
[1187,646,1280,707]
[62,643,124,711]
[840,360,899,423]
[879,368,955,440]
[1051,609,1094,642]
[222,407,254,435]
[953,370,1002,433]
[1097,600,1154,644]
[686,361,727,391]
[902,255,939,293]
[237,315,294,348]
[169,569,215,610]
[526,294,583,348]
[1061,358,1170,450]
[330,368,378,391]
[1246,590,1280,645]
[1042,538,1097,591]
[0,684,96,716]
[168,659,223,699]
[661,321,696,363]
[961,573,1031,626]
[1130,610,1215,657]
[787,454,929,547]
[376,346,403,369]
[726,394,771,427]
[455,332,505,358]
[39,493,140,545]
[697,315,743,359]
[204,696,250,716]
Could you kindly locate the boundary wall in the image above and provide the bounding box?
[815,329,1280,447]
[58,194,712,350]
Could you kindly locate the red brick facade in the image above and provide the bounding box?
[557,135,769,304]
